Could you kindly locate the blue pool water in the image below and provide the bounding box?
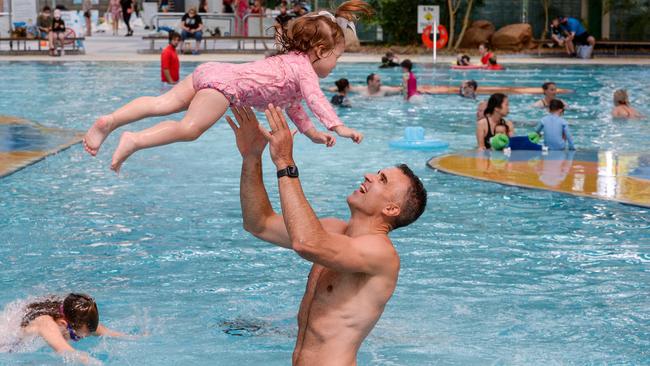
[0,61,648,365]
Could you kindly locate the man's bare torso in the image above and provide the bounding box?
[292,223,399,366]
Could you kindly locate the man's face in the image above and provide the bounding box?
[551,19,559,27]
[44,10,51,17]
[171,37,181,48]
[368,75,381,89]
[347,167,410,219]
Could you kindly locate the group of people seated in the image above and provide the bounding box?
[35,6,68,57]
[549,16,596,57]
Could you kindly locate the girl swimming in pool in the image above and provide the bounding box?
[83,1,372,172]
[13,293,123,364]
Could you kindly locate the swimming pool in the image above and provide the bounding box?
[0,61,648,365]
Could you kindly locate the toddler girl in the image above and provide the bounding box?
[84,1,372,172]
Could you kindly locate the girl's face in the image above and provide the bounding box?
[401,67,409,73]
[311,43,345,78]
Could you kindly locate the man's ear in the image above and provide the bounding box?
[382,202,401,218]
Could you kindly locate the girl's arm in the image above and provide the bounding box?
[296,70,344,132]
[285,102,335,146]
[33,317,99,365]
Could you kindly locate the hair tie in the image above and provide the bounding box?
[307,10,357,37]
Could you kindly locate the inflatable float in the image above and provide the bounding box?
[418,85,573,95]
[427,149,650,208]
[389,127,449,151]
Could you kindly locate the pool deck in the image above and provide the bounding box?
[2,32,650,65]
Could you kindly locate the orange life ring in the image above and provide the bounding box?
[422,24,448,49]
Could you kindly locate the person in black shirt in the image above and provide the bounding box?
[275,4,293,28]
[181,7,204,54]
[331,79,352,107]
[51,9,66,56]
[120,0,134,36]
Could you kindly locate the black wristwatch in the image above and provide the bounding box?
[277,165,299,179]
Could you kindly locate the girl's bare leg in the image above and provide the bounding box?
[83,75,195,156]
[110,89,229,173]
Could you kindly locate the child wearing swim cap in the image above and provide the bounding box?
[83,1,373,173]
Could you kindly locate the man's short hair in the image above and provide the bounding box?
[169,31,181,42]
[392,164,427,230]
[466,80,478,90]
[542,81,556,90]
[366,73,376,85]
[549,99,565,112]
[43,5,51,12]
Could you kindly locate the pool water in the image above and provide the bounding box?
[0,61,648,365]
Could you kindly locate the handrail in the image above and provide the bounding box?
[241,13,277,37]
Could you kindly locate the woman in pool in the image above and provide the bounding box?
[533,82,567,109]
[83,1,371,172]
[612,89,644,119]
[19,293,123,364]
[331,78,352,107]
[476,93,515,150]
[478,43,494,66]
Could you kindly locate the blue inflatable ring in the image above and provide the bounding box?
[389,127,449,150]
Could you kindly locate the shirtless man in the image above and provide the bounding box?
[226,105,427,366]
[329,73,402,97]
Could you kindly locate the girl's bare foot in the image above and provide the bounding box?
[83,115,114,156]
[110,132,138,173]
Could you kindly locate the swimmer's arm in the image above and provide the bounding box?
[534,121,543,134]
[94,323,126,337]
[278,175,396,274]
[383,86,403,96]
[476,119,487,150]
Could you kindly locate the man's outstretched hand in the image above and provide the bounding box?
[259,104,297,169]
[226,106,268,159]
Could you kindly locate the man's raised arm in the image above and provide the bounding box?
[226,107,292,248]
[258,105,396,275]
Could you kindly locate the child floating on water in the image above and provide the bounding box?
[535,99,575,150]
[331,78,352,107]
[83,1,372,172]
[6,293,124,365]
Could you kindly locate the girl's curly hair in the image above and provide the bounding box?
[276,1,373,55]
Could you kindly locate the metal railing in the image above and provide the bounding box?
[241,13,276,37]
[152,12,236,36]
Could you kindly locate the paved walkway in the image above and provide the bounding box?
[2,29,650,65]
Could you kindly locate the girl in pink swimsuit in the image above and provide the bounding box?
[400,59,420,101]
[83,1,372,172]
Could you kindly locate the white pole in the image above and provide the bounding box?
[433,20,437,64]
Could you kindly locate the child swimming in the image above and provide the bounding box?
[4,293,123,365]
[331,78,352,107]
[83,1,372,172]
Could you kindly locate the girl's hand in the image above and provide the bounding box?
[332,125,363,144]
[304,128,336,147]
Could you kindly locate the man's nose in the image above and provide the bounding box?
[364,174,373,182]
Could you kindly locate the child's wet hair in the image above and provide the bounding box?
[21,293,99,333]
[400,59,413,72]
[276,1,372,56]
[335,78,350,92]
[549,99,565,112]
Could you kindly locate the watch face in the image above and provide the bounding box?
[287,166,299,177]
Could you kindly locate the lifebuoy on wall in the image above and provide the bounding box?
[422,24,448,49]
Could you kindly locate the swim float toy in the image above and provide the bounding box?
[450,65,486,70]
[422,24,448,49]
[389,127,449,150]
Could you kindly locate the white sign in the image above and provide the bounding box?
[11,0,37,25]
[417,5,439,34]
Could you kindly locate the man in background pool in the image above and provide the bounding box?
[331,73,402,97]
[161,31,181,84]
[227,105,427,365]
